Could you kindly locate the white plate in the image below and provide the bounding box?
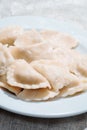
[0,16,87,118]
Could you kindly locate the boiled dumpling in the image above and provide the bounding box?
[41,30,79,49]
[9,46,31,62]
[0,43,14,75]
[9,43,58,62]
[31,60,79,92]
[69,54,87,78]
[0,26,23,45]
[10,40,76,63]
[9,43,54,62]
[40,30,59,39]
[75,55,87,77]
[26,43,57,62]
[17,88,58,101]
[9,42,77,65]
[0,75,22,95]
[54,48,82,71]
[0,27,86,101]
[59,55,87,97]
[7,59,51,89]
[59,79,87,97]
[14,30,43,47]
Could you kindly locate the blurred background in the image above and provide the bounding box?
[0,0,87,29]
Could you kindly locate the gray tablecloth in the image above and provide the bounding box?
[0,0,87,130]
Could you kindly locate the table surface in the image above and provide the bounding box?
[0,0,87,130]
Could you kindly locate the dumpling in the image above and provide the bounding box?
[10,40,76,64]
[17,88,59,101]
[59,53,87,97]
[9,43,58,62]
[41,30,79,49]
[40,30,59,39]
[75,55,87,77]
[53,47,75,67]
[70,54,87,78]
[59,79,87,97]
[9,46,31,62]
[51,48,81,71]
[14,30,43,47]
[0,75,22,95]
[26,43,58,62]
[0,26,23,44]
[31,60,79,92]
[10,42,78,65]
[0,26,23,45]
[0,43,14,75]
[7,59,51,89]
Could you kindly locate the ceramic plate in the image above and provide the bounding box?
[0,16,87,118]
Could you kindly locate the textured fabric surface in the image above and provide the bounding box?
[0,0,87,29]
[0,0,87,130]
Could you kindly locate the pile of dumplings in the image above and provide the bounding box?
[0,25,87,101]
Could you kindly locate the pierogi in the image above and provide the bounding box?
[0,26,87,101]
